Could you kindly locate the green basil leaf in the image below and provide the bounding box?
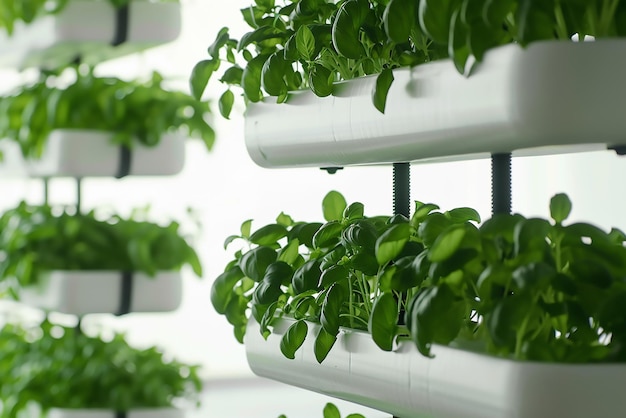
[292,259,322,294]
[240,219,253,238]
[189,58,219,100]
[372,68,394,113]
[239,246,278,282]
[322,191,348,222]
[323,402,341,418]
[428,224,467,262]
[321,283,345,335]
[445,207,481,223]
[419,0,460,44]
[486,295,532,349]
[319,264,350,288]
[513,218,551,257]
[262,52,289,96]
[369,293,398,351]
[280,320,308,359]
[314,327,337,363]
[331,0,369,59]
[253,262,291,305]
[410,202,440,227]
[407,284,465,357]
[238,26,285,51]
[296,25,316,60]
[308,63,334,97]
[550,193,572,224]
[313,221,344,248]
[249,223,288,246]
[208,27,230,58]
[242,54,269,102]
[277,238,300,265]
[219,66,244,85]
[375,223,411,266]
[448,7,471,74]
[379,255,424,292]
[343,202,364,221]
[218,90,235,119]
[383,0,416,43]
[291,222,323,248]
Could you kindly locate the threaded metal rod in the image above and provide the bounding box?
[393,162,411,217]
[491,153,512,215]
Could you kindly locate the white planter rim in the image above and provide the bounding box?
[25,129,186,177]
[245,39,626,168]
[19,270,183,315]
[245,317,626,418]
[0,0,181,69]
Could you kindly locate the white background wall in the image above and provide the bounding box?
[1,0,626,380]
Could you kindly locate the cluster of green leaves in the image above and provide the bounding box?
[0,67,215,159]
[211,190,477,362]
[278,402,365,418]
[191,0,626,115]
[0,201,202,295]
[0,318,202,417]
[406,192,626,363]
[212,190,626,364]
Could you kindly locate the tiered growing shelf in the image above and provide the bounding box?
[242,39,626,418]
[0,0,181,69]
[0,1,192,416]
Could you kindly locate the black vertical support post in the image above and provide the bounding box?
[392,163,410,418]
[76,177,83,214]
[43,178,49,205]
[393,162,411,218]
[491,153,512,215]
[75,317,82,336]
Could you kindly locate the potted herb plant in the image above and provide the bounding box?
[0,0,182,69]
[211,190,626,418]
[0,318,202,418]
[191,0,626,168]
[0,67,214,177]
[0,201,202,315]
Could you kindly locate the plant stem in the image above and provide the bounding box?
[554,1,569,40]
[515,312,531,359]
[599,0,620,36]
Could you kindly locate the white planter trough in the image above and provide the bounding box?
[0,0,181,69]
[246,317,626,418]
[46,408,184,418]
[25,129,186,177]
[19,271,182,315]
[245,39,626,168]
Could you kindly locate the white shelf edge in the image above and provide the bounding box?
[245,317,626,418]
[244,39,626,168]
[0,0,181,69]
[22,129,186,178]
[19,270,183,315]
[47,407,184,418]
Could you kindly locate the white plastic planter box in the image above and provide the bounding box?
[0,0,181,69]
[246,317,626,418]
[47,408,184,418]
[19,271,182,315]
[245,39,626,168]
[25,130,186,177]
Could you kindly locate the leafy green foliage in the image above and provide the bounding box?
[192,0,626,114]
[278,402,365,418]
[0,68,215,159]
[0,0,66,35]
[0,318,202,417]
[213,191,626,364]
[0,201,202,294]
